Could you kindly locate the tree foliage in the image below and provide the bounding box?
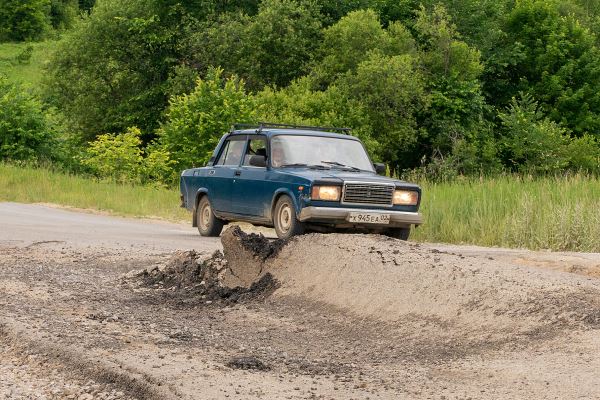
[44,0,187,140]
[0,0,51,41]
[487,0,600,136]
[183,0,323,91]
[0,77,56,162]
[157,68,256,172]
[49,0,79,30]
[19,0,600,178]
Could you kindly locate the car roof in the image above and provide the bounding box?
[230,128,361,141]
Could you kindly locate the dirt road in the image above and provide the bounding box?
[1,203,599,400]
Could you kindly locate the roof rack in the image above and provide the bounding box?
[230,122,351,134]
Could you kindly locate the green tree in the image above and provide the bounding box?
[414,5,488,166]
[0,0,50,41]
[338,52,428,171]
[486,0,600,136]
[44,0,190,141]
[50,0,79,30]
[499,93,599,174]
[0,77,56,161]
[183,0,323,91]
[314,9,415,86]
[256,77,375,150]
[315,0,377,24]
[157,68,256,172]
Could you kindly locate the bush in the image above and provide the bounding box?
[157,68,256,173]
[44,0,188,140]
[50,0,79,30]
[143,142,176,186]
[0,77,56,162]
[499,94,600,174]
[183,0,323,91]
[0,0,51,41]
[80,127,144,183]
[567,134,600,173]
[338,52,428,172]
[15,45,34,64]
[256,77,373,143]
[80,127,177,186]
[500,94,570,173]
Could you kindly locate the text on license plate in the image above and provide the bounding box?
[347,213,391,224]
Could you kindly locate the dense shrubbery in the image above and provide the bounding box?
[156,68,256,173]
[0,0,85,41]
[0,0,51,41]
[0,77,57,162]
[2,0,600,184]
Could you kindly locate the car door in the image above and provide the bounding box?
[231,135,269,216]
[208,135,246,212]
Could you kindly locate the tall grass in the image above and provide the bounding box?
[0,164,189,222]
[413,175,600,252]
[1,164,599,252]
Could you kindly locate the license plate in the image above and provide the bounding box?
[347,213,391,224]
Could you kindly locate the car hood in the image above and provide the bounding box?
[278,168,420,188]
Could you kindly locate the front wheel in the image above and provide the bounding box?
[196,196,224,237]
[386,227,411,241]
[273,195,305,240]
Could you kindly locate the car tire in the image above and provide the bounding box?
[196,196,224,237]
[387,227,411,241]
[273,195,305,240]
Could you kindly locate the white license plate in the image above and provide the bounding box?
[347,213,391,224]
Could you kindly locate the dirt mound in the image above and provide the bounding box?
[121,226,286,304]
[264,233,600,341]
[125,227,600,342]
[219,226,285,288]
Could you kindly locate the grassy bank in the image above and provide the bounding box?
[1,164,599,252]
[0,164,189,222]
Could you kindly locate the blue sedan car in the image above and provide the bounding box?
[180,123,423,240]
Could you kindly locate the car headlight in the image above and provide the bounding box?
[393,189,419,206]
[311,185,341,201]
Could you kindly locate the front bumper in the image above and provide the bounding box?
[298,206,423,228]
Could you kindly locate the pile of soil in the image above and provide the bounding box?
[124,227,600,342]
[123,226,282,303]
[265,233,600,342]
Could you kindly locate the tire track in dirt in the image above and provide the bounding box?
[0,320,178,400]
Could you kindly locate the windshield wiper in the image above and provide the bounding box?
[280,163,330,169]
[321,161,362,171]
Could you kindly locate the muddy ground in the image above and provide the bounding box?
[1,203,600,399]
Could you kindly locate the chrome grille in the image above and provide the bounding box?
[342,182,394,206]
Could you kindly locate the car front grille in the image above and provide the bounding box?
[342,182,394,206]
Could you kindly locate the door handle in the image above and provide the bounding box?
[234,170,241,176]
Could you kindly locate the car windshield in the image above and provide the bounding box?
[270,135,374,171]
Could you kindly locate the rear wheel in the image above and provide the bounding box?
[196,196,224,237]
[386,227,411,241]
[273,195,305,240]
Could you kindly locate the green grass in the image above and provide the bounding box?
[412,175,600,252]
[1,164,599,252]
[0,164,189,222]
[0,41,60,89]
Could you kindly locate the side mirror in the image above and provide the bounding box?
[374,163,386,175]
[249,155,267,168]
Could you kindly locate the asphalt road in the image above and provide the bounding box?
[0,202,221,252]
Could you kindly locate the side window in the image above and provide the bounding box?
[216,139,246,166]
[243,138,268,166]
